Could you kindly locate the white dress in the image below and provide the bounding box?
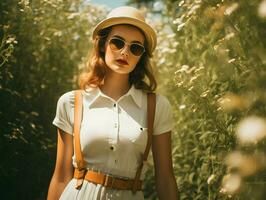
[53,86,174,200]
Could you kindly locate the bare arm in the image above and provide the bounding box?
[47,129,74,200]
[152,131,179,200]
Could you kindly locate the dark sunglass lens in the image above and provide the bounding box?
[130,44,144,56]
[110,38,124,50]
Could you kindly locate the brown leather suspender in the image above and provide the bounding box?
[132,92,156,192]
[74,90,86,189]
[73,90,156,192]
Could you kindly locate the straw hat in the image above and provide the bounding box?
[92,6,157,53]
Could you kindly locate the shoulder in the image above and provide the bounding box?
[56,90,75,108]
[145,92,172,109]
[152,93,174,135]
[155,93,172,109]
[56,87,99,107]
[53,91,76,134]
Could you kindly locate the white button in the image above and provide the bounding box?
[114,123,118,128]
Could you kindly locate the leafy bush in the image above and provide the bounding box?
[0,0,105,199]
[145,0,266,199]
[1,0,266,199]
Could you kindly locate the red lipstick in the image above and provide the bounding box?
[116,59,128,65]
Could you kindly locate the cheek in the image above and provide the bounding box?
[104,47,114,64]
[131,57,141,67]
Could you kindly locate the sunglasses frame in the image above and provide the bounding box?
[108,37,145,56]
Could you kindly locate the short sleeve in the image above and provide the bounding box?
[52,91,75,135]
[153,94,174,135]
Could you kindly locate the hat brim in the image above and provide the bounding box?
[92,17,157,53]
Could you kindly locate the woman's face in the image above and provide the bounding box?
[104,25,145,75]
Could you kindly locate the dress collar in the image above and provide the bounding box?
[83,85,143,108]
[126,85,143,108]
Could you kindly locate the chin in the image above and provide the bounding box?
[113,69,131,75]
[110,65,133,74]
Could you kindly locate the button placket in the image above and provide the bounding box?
[112,101,120,166]
[113,102,119,138]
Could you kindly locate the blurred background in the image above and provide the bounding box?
[1,0,266,199]
[90,0,128,8]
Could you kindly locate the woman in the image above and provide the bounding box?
[47,6,179,200]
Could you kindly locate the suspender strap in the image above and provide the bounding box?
[132,92,156,193]
[74,90,86,189]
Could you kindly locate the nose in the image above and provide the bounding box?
[120,45,129,57]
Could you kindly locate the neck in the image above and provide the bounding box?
[100,70,131,101]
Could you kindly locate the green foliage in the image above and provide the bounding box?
[0,0,106,199]
[1,0,266,199]
[147,0,266,199]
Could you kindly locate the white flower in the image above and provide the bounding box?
[228,58,236,63]
[18,0,29,6]
[153,1,165,11]
[188,5,200,16]
[180,64,189,72]
[207,174,216,185]
[224,3,239,16]
[258,0,266,19]
[167,33,176,38]
[179,104,186,110]
[225,151,261,176]
[220,174,241,195]
[158,57,166,65]
[177,23,186,31]
[225,32,235,40]
[200,90,209,98]
[188,86,194,91]
[73,33,80,40]
[53,31,62,37]
[218,93,246,112]
[67,12,80,20]
[6,37,17,44]
[173,41,179,47]
[178,0,185,7]
[236,116,266,144]
[173,18,183,25]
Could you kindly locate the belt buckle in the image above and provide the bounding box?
[104,174,115,188]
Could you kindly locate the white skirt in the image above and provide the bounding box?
[59,179,144,200]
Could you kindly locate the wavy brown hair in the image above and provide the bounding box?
[79,25,157,92]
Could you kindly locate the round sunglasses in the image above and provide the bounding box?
[108,37,145,56]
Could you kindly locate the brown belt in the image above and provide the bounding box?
[74,169,142,191]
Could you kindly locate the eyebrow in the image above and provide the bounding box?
[112,35,143,45]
